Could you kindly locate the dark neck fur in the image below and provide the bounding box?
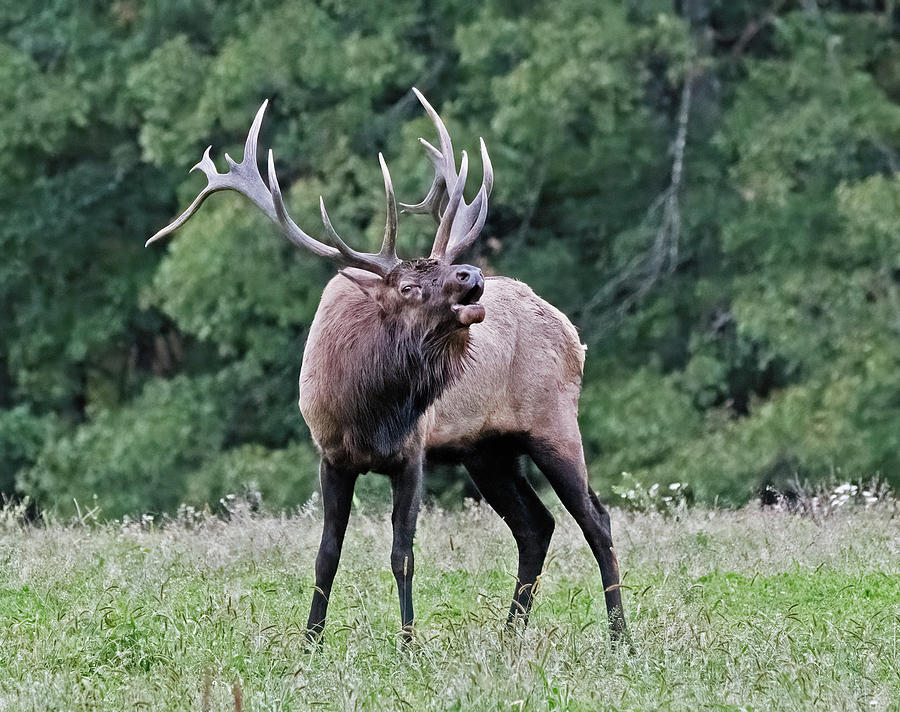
[340,317,470,461]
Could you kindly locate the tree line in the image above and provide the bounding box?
[1,0,898,517]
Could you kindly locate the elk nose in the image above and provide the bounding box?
[454,266,481,286]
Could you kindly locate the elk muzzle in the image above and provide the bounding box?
[448,265,485,326]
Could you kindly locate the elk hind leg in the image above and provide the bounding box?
[463,442,555,625]
[527,436,627,642]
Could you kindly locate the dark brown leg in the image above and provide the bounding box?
[527,439,627,643]
[463,444,555,625]
[306,460,358,643]
[389,456,422,641]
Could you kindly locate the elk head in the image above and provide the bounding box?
[146,89,493,333]
[341,260,484,332]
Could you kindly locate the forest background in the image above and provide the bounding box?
[1,0,898,518]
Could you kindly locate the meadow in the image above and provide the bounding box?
[0,492,898,712]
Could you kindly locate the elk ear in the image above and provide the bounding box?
[338,268,383,301]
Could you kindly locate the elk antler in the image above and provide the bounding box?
[401,88,493,264]
[146,100,402,278]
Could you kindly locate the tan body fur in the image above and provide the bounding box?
[425,277,585,453]
[300,275,586,470]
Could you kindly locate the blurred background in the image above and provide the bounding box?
[1,0,898,518]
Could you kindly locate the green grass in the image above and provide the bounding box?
[0,499,898,711]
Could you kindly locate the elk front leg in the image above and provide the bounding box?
[306,460,358,643]
[389,456,422,641]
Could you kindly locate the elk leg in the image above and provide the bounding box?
[528,439,627,642]
[463,445,555,624]
[389,457,422,641]
[305,460,358,643]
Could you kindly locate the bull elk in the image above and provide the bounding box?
[147,90,626,643]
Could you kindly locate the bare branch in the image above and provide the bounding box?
[581,72,695,330]
[730,0,788,59]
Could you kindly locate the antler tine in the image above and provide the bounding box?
[146,101,275,246]
[146,100,402,278]
[402,88,493,263]
[431,150,469,260]
[265,151,340,260]
[399,88,458,218]
[314,153,401,274]
[315,195,380,269]
[416,88,455,169]
[317,196,365,263]
[445,137,494,262]
[399,142,447,223]
[378,153,399,261]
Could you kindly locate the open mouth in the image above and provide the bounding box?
[451,282,485,326]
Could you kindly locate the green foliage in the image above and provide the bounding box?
[21,367,246,518]
[146,198,326,358]
[0,406,57,495]
[183,441,321,510]
[580,367,702,486]
[2,0,899,516]
[126,35,212,168]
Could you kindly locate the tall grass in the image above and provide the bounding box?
[0,493,897,711]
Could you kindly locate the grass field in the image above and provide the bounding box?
[0,495,898,711]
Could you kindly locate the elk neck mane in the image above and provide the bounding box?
[310,289,472,463]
